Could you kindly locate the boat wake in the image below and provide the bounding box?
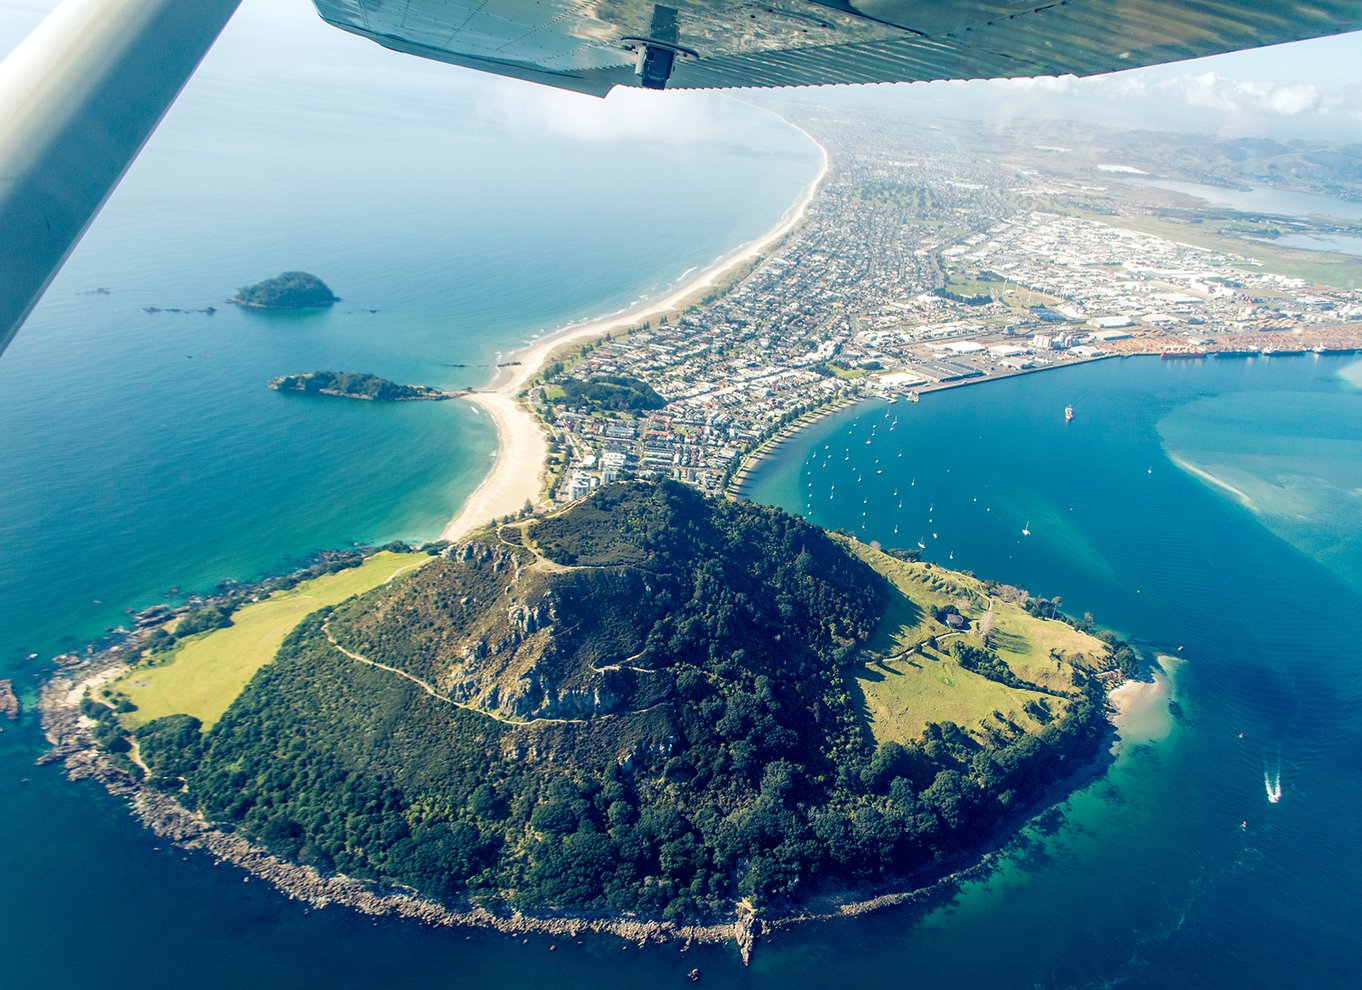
[1264,761,1283,804]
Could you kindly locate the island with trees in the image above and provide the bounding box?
[269,371,457,401]
[231,272,339,310]
[43,481,1135,954]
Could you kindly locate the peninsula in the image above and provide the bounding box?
[269,371,457,402]
[231,271,338,310]
[44,482,1133,951]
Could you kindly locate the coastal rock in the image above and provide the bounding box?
[0,679,18,720]
[734,903,761,965]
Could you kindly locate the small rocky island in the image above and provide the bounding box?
[269,371,457,401]
[231,272,338,310]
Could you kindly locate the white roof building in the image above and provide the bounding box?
[934,340,986,355]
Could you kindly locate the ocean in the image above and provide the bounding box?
[4,6,1362,988]
[0,5,820,659]
[9,341,1359,988]
[0,5,819,986]
[744,354,1362,987]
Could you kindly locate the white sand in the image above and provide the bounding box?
[440,129,829,543]
[1109,656,1182,747]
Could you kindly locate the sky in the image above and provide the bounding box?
[3,0,1362,143]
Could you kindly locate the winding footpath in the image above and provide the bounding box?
[320,616,586,727]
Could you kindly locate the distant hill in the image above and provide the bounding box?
[231,271,338,310]
[268,371,453,401]
[123,481,1120,924]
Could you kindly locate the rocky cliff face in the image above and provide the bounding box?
[324,528,689,725]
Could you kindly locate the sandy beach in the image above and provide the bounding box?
[440,126,829,542]
[1109,657,1180,747]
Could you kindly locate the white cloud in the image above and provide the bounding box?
[481,81,724,144]
[1167,71,1322,116]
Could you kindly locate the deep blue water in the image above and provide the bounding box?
[746,354,1362,987]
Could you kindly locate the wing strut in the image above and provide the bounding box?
[0,0,242,358]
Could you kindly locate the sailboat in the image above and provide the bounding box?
[1065,405,1073,423]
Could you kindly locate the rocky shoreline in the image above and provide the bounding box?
[32,542,1136,963]
[36,646,1129,963]
[268,372,460,402]
[39,660,736,946]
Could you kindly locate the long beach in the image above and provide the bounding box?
[440,126,829,542]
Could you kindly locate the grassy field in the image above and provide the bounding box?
[114,551,428,729]
[853,646,1067,745]
[942,272,1063,310]
[848,542,1110,746]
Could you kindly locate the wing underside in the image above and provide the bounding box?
[313,0,1362,96]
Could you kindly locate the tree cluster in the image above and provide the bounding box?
[233,271,338,309]
[552,376,666,413]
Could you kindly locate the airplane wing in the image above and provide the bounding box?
[313,0,1362,95]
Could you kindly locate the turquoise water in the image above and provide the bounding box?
[6,348,1357,989]
[0,8,820,987]
[1157,366,1362,590]
[0,11,818,660]
[745,354,1362,986]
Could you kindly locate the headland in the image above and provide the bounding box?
[40,481,1137,959]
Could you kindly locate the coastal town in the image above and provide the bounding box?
[530,113,1362,506]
